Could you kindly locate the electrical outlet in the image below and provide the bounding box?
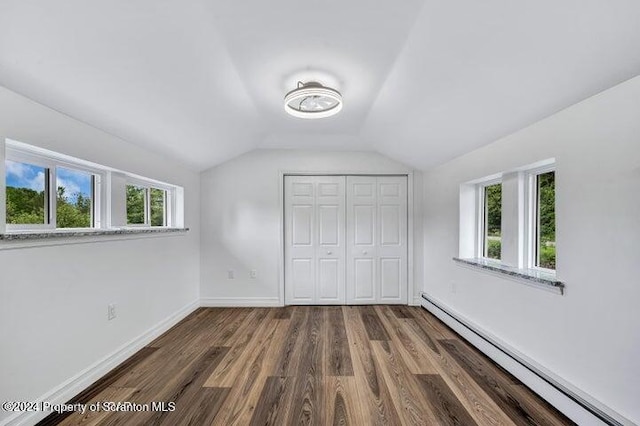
[227,270,235,279]
[107,304,116,320]
[249,270,257,279]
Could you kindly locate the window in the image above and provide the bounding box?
[4,138,183,232]
[4,156,102,231]
[458,159,558,290]
[150,188,166,226]
[533,170,556,270]
[56,166,96,228]
[126,184,168,227]
[126,185,146,225]
[481,182,502,260]
[5,160,49,226]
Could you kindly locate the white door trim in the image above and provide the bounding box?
[278,170,415,306]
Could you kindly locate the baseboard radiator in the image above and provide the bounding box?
[420,293,630,426]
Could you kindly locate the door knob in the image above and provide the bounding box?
[363,250,368,255]
[327,250,332,255]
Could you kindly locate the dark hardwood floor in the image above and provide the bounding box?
[38,306,574,425]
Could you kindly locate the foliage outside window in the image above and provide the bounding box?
[483,183,502,260]
[126,185,146,225]
[56,167,94,228]
[5,160,98,229]
[5,160,48,225]
[126,184,166,226]
[535,171,556,269]
[150,188,166,226]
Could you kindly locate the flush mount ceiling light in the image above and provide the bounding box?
[284,81,343,119]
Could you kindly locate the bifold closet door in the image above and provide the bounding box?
[284,176,346,305]
[346,176,407,304]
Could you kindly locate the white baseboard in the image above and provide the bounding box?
[420,293,633,426]
[200,297,282,307]
[1,300,199,426]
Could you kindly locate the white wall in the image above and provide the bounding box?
[422,76,640,423]
[200,149,423,305]
[0,86,200,424]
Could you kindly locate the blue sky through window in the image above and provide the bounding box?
[5,160,46,191]
[57,167,91,202]
[5,161,92,202]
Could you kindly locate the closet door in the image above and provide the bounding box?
[346,176,407,304]
[377,176,407,303]
[345,176,377,303]
[284,176,345,304]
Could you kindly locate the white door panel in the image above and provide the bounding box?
[347,175,407,304]
[380,205,401,245]
[380,182,401,197]
[354,258,375,300]
[319,182,340,196]
[353,182,374,197]
[354,206,375,245]
[292,205,313,246]
[291,258,314,301]
[318,258,339,301]
[380,257,402,299]
[319,205,339,245]
[285,176,345,305]
[347,176,376,303]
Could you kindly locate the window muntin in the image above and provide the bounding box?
[534,171,556,270]
[5,160,49,226]
[482,182,502,260]
[56,166,95,228]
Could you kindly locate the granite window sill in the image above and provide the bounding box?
[453,257,564,295]
[0,227,189,248]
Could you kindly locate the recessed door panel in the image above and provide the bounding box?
[354,183,374,197]
[292,182,313,197]
[319,183,339,197]
[292,205,313,246]
[292,258,313,300]
[354,206,374,246]
[380,258,401,299]
[380,183,400,197]
[318,258,339,300]
[319,205,339,246]
[354,258,374,300]
[380,205,401,246]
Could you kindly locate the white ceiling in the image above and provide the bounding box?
[1,0,639,171]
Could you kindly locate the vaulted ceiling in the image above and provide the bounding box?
[1,0,639,171]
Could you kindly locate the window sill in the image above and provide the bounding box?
[453,257,564,295]
[0,227,189,248]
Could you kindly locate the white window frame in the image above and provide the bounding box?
[4,138,183,232]
[476,178,502,260]
[5,147,105,231]
[124,177,172,228]
[524,165,556,272]
[4,150,54,231]
[55,161,104,230]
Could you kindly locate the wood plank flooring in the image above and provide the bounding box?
[38,306,574,426]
